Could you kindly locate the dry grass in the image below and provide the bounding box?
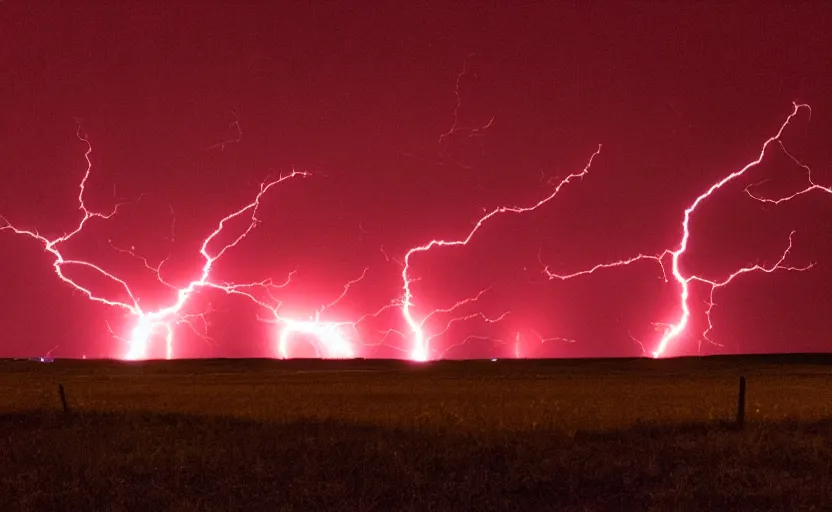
[2,355,832,510]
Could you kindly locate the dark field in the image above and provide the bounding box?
[2,355,832,511]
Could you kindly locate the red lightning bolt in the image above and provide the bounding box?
[400,146,603,361]
[541,102,820,358]
[1,126,139,313]
[1,123,313,360]
[438,55,495,148]
[115,166,316,360]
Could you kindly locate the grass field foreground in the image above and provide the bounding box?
[2,356,832,510]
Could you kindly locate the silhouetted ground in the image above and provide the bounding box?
[1,355,832,510]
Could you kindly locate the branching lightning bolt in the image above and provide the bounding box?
[400,146,603,361]
[438,55,495,147]
[540,102,823,358]
[1,123,318,360]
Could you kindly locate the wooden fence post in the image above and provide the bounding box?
[57,383,69,414]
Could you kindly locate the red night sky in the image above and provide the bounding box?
[1,2,830,360]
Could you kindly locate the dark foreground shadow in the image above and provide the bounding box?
[2,410,832,511]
